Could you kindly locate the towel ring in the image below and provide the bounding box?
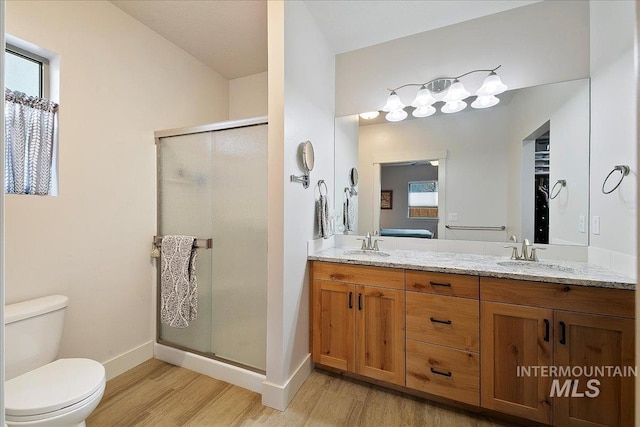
[602,165,630,194]
[318,179,328,196]
[549,180,566,200]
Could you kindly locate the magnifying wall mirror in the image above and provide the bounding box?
[302,140,315,173]
[291,140,315,188]
[349,167,358,186]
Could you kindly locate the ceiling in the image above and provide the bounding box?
[110,0,539,80]
[110,0,268,80]
[305,0,540,54]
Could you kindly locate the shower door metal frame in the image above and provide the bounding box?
[154,116,268,374]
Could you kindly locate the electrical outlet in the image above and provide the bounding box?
[592,216,600,235]
[448,213,458,222]
[578,215,585,233]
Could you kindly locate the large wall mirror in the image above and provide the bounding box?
[334,78,590,246]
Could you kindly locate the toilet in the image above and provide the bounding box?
[4,295,106,427]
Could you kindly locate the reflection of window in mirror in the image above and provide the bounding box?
[408,181,439,218]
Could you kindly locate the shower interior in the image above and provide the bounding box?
[156,117,267,373]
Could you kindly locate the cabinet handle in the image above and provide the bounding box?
[430,317,452,325]
[544,319,550,342]
[429,281,451,287]
[358,293,362,311]
[430,367,452,377]
[348,292,353,309]
[559,321,566,345]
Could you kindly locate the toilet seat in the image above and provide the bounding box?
[5,358,105,422]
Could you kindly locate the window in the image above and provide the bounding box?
[5,45,49,98]
[5,42,58,195]
[408,180,438,218]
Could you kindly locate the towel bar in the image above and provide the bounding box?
[153,236,212,249]
[445,225,506,231]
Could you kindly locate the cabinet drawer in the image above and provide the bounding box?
[406,292,479,352]
[406,271,479,299]
[480,277,635,318]
[406,340,479,406]
[312,261,404,290]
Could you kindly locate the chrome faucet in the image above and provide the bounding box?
[504,236,546,261]
[357,231,383,251]
[521,238,531,261]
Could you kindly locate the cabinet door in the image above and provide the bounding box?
[554,311,634,427]
[312,280,355,371]
[481,301,553,425]
[356,285,405,386]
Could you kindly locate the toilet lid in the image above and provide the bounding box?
[5,358,105,417]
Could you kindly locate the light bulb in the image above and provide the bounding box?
[382,91,405,112]
[471,95,500,109]
[430,160,439,166]
[476,72,508,96]
[443,79,470,103]
[441,100,467,114]
[359,111,380,120]
[411,86,436,108]
[385,109,408,122]
[412,105,436,118]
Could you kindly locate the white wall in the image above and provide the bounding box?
[588,1,637,278]
[334,115,359,234]
[5,0,229,378]
[264,0,335,410]
[335,1,590,116]
[229,71,268,120]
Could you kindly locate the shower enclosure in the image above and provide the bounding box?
[155,117,267,373]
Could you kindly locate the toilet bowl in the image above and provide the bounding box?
[5,359,106,427]
[4,296,106,427]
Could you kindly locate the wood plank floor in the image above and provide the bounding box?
[87,359,519,426]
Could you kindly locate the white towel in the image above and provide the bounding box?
[160,235,198,328]
[317,194,330,239]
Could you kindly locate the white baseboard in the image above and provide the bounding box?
[154,343,265,394]
[262,353,312,411]
[103,340,154,380]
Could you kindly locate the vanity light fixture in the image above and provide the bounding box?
[359,111,380,120]
[381,65,508,122]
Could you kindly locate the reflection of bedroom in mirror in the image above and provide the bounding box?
[380,162,439,239]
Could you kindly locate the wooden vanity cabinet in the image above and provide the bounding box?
[481,277,635,427]
[311,261,635,427]
[405,271,480,406]
[311,262,405,386]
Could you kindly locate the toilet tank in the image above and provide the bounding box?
[4,295,69,380]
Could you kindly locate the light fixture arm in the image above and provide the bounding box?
[386,65,502,93]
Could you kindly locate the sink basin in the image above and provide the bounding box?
[497,260,576,274]
[342,249,391,257]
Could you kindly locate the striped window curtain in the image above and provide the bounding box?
[5,88,59,195]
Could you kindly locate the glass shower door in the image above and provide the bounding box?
[157,123,267,372]
[157,131,214,354]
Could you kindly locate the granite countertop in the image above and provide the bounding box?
[308,247,636,290]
